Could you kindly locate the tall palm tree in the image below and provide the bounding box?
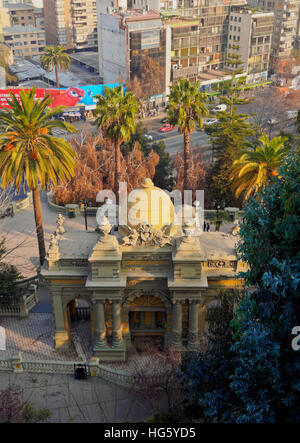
[0,87,77,265]
[94,85,138,198]
[40,46,70,88]
[230,133,288,200]
[167,79,209,190]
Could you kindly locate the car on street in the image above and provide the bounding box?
[213,104,227,112]
[159,123,175,133]
[204,118,218,126]
[267,118,279,125]
[160,117,169,124]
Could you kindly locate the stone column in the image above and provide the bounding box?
[172,301,182,350]
[94,300,107,348]
[112,301,123,347]
[188,301,199,351]
[51,287,69,349]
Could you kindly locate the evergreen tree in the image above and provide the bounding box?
[181,154,300,423]
[205,83,255,208]
[0,238,22,307]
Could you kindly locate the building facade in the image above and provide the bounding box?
[43,0,98,51]
[3,24,45,57]
[247,0,300,63]
[41,179,245,361]
[6,3,36,27]
[225,7,274,76]
[98,7,168,92]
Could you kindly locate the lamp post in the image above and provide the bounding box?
[81,201,88,231]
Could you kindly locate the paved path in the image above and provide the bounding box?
[0,191,98,277]
[0,371,162,423]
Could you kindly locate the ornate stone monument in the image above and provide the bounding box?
[42,178,245,361]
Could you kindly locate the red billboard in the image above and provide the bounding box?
[0,87,86,109]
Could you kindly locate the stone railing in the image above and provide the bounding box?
[0,354,82,375]
[47,192,243,222]
[0,354,168,388]
[0,276,38,317]
[12,192,33,213]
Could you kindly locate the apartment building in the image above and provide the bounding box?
[6,3,36,26]
[226,7,274,77]
[0,0,11,36]
[98,0,247,84]
[3,24,45,57]
[98,7,168,92]
[247,0,300,62]
[43,0,98,51]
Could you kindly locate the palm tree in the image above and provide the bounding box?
[93,85,138,198]
[167,79,209,190]
[230,133,289,200]
[40,46,70,88]
[0,87,77,265]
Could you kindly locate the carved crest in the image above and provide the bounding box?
[121,223,173,247]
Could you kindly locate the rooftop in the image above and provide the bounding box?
[4,25,44,34]
[69,51,99,73]
[6,3,35,10]
[113,8,160,22]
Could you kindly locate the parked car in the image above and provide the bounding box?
[159,124,175,133]
[267,117,279,125]
[160,117,168,124]
[286,110,298,120]
[213,104,227,112]
[145,134,153,141]
[204,118,218,126]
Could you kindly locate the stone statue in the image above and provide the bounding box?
[98,216,112,237]
[46,234,60,262]
[55,213,65,235]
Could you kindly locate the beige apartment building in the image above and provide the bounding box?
[6,3,36,26]
[3,24,45,57]
[97,0,247,86]
[226,7,274,76]
[43,0,98,51]
[247,0,300,62]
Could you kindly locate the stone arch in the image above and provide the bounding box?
[61,290,94,344]
[122,289,172,308]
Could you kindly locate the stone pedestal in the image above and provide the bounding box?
[54,331,70,349]
[89,357,100,376]
[11,352,23,373]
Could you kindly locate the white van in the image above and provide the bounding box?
[286,110,298,120]
[214,104,227,112]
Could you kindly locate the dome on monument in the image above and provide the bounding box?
[126,178,174,230]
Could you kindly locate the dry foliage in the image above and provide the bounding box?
[52,131,159,205]
[127,56,164,99]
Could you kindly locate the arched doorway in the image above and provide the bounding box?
[64,296,94,355]
[128,294,167,350]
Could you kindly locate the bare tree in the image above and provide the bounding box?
[130,347,185,418]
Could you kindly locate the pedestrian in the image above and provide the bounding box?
[203,221,206,232]
[206,223,210,232]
